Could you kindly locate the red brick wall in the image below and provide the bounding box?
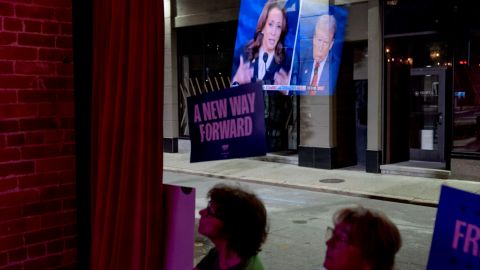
[0,0,77,269]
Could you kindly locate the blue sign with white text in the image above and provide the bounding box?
[187,82,267,162]
[427,185,480,270]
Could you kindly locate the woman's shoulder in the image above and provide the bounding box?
[195,248,219,270]
[244,255,265,270]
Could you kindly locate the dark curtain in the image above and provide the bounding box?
[90,0,164,269]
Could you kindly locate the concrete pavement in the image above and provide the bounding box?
[165,171,437,270]
[164,151,480,207]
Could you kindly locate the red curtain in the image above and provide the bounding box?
[90,0,164,269]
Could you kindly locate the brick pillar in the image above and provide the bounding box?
[0,0,77,269]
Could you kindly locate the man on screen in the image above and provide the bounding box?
[299,14,336,95]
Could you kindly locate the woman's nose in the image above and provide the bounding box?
[269,27,277,35]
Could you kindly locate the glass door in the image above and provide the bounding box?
[409,67,446,161]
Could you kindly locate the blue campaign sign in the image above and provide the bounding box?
[427,185,480,270]
[187,82,267,162]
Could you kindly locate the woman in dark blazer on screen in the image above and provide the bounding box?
[232,0,289,86]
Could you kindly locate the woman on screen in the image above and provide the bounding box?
[232,0,289,86]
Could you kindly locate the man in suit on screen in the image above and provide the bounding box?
[298,14,337,95]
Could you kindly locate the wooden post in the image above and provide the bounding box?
[214,77,220,90]
[207,77,214,91]
[189,78,196,96]
[195,78,202,94]
[220,77,226,89]
[203,81,209,93]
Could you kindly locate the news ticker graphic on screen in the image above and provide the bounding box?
[263,85,325,92]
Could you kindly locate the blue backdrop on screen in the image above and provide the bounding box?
[187,82,267,162]
[427,185,480,270]
[231,0,347,96]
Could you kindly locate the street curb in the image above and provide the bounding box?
[164,167,439,208]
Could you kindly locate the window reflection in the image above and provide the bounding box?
[453,37,480,152]
[176,21,238,138]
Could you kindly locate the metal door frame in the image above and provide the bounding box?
[409,67,446,162]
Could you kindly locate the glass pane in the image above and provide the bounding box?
[384,0,440,36]
[410,75,440,151]
[452,36,480,152]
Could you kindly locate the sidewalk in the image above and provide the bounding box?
[163,151,480,207]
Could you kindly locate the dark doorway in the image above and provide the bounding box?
[385,60,411,164]
[355,80,367,166]
[335,42,357,168]
[384,32,452,164]
[265,93,296,152]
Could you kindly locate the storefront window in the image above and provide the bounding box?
[452,37,480,153]
[384,36,450,69]
[384,0,480,157]
[177,21,237,84]
[176,22,238,137]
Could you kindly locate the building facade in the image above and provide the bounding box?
[163,0,480,181]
